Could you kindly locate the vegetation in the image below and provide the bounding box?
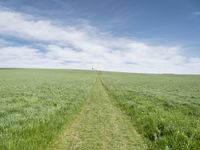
[1,69,200,150]
[0,69,96,149]
[102,72,200,150]
[52,77,146,150]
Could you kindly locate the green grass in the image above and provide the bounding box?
[102,72,200,150]
[1,69,200,150]
[0,69,96,149]
[52,77,146,150]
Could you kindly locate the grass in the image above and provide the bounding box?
[0,69,96,149]
[102,72,200,150]
[51,76,146,150]
[1,69,200,150]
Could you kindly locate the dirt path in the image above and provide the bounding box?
[51,76,147,150]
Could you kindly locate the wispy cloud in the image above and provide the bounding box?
[193,11,200,16]
[0,9,200,74]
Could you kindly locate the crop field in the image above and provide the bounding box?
[102,72,200,149]
[0,69,200,150]
[0,69,96,149]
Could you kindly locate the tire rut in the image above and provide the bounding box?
[50,76,147,150]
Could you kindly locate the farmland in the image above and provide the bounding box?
[0,69,200,150]
[0,69,96,149]
[102,72,200,149]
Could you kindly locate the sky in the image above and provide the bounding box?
[0,0,200,74]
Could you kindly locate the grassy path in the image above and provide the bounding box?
[51,76,147,150]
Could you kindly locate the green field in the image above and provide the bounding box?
[0,69,96,149]
[102,72,200,149]
[0,69,200,150]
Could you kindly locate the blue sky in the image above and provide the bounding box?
[0,0,200,73]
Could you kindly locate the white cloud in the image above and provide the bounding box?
[0,9,200,74]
